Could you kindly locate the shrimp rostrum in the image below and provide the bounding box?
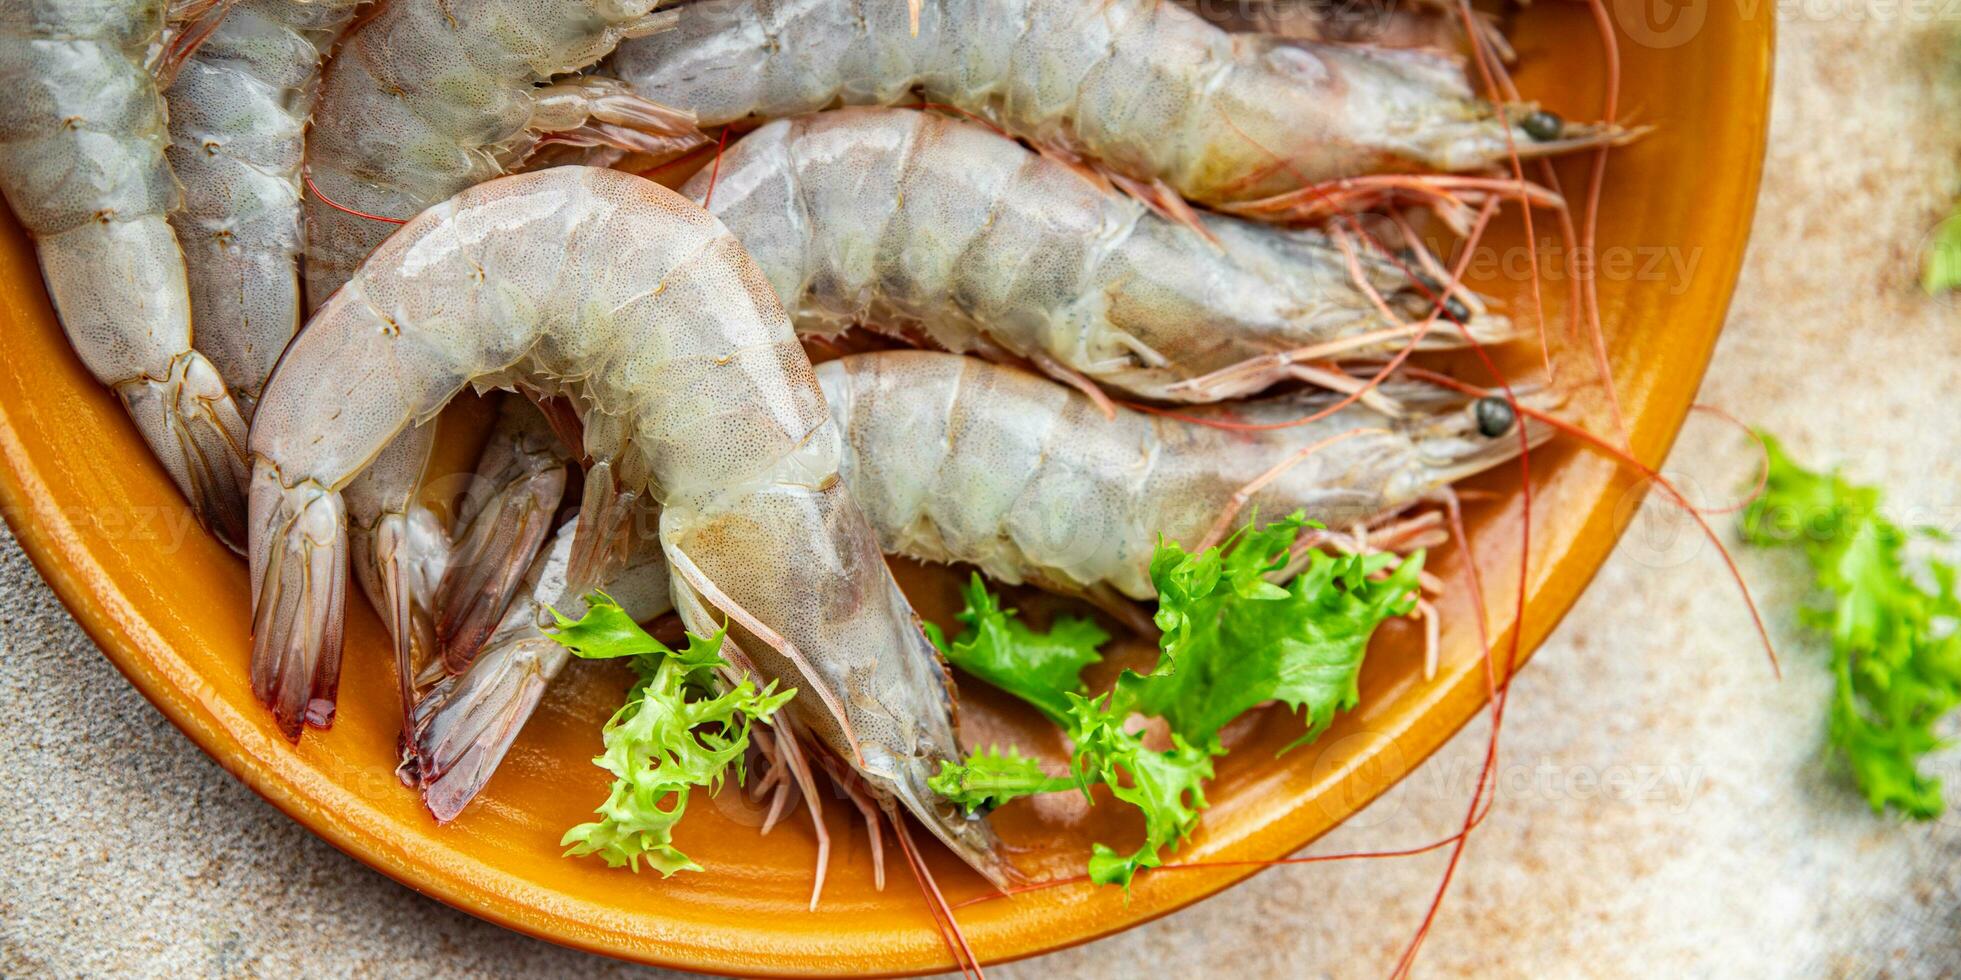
[691,108,1512,407]
[0,0,251,547]
[248,166,1013,887]
[617,0,1626,221]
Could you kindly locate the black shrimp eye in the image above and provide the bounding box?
[1474,396,1515,438]
[1443,295,1472,323]
[1521,109,1565,143]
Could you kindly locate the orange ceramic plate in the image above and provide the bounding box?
[0,8,1770,977]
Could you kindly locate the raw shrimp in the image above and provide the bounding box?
[341,422,451,735]
[0,0,251,548]
[820,350,1550,607]
[689,108,1511,406]
[432,396,570,673]
[412,516,668,822]
[249,166,1011,886]
[300,0,708,308]
[614,0,1619,219]
[165,0,364,418]
[398,350,1549,821]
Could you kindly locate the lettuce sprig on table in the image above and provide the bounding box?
[1742,436,1961,818]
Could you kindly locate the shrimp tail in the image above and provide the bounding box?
[410,634,559,822]
[434,457,566,672]
[248,462,348,739]
[115,350,251,552]
[353,506,450,744]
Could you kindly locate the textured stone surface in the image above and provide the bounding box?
[4,13,1960,978]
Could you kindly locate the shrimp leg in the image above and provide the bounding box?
[432,396,570,673]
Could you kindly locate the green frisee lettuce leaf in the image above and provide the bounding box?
[547,593,794,872]
[1065,692,1220,888]
[927,573,1106,726]
[1126,514,1424,749]
[928,744,1078,815]
[930,513,1421,887]
[1742,435,1961,818]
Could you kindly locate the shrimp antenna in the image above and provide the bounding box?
[303,167,408,225]
[894,811,985,978]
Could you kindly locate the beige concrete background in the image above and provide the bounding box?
[5,11,1960,979]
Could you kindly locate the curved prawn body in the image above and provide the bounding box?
[615,0,1615,211]
[0,0,251,548]
[412,516,670,823]
[250,166,1010,885]
[300,0,705,308]
[690,108,1509,404]
[165,0,364,418]
[820,350,1551,604]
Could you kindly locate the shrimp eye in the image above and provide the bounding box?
[1474,397,1515,438]
[1443,295,1472,323]
[1521,110,1565,142]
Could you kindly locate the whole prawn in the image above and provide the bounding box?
[822,350,1549,609]
[0,0,252,548]
[407,349,1548,820]
[300,0,707,308]
[688,108,1511,406]
[249,165,1012,887]
[615,0,1620,221]
[165,0,365,418]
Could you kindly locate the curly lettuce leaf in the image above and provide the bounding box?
[929,745,1078,816]
[549,594,795,872]
[929,514,1419,887]
[927,573,1107,726]
[1742,435,1961,818]
[1126,513,1424,749]
[1066,693,1219,889]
